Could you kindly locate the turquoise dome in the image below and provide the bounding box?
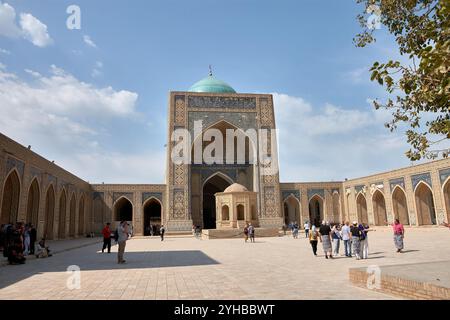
[188,75,236,93]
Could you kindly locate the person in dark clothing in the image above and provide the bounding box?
[8,239,26,264]
[160,225,165,241]
[101,223,112,253]
[29,224,37,255]
[319,221,333,259]
[350,221,362,259]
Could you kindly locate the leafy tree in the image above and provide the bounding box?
[354,0,449,160]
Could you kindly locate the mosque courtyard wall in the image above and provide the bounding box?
[2,131,449,237]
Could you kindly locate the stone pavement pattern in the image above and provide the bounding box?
[1,228,450,300]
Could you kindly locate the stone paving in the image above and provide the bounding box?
[0,227,450,300]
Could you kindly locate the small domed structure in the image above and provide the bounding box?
[188,72,236,93]
[215,183,258,229]
[224,183,248,193]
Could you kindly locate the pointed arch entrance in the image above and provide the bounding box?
[309,195,323,227]
[114,197,133,222]
[26,178,40,226]
[372,190,387,226]
[143,198,162,236]
[443,178,450,223]
[69,193,76,237]
[44,185,55,239]
[415,182,436,225]
[392,186,409,225]
[1,170,20,224]
[58,190,67,239]
[356,193,368,224]
[284,195,300,225]
[202,173,232,229]
[78,195,85,235]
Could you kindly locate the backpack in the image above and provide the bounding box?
[113,228,119,242]
[358,225,367,240]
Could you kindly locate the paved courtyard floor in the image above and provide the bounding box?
[1,227,450,300]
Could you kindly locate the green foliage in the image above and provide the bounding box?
[355,0,449,160]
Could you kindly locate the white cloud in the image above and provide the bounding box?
[19,13,53,47]
[0,48,11,54]
[345,67,370,84]
[91,61,103,78]
[24,68,41,77]
[83,35,97,48]
[0,2,21,37]
[273,93,412,181]
[91,68,102,78]
[0,61,5,69]
[0,64,163,183]
[0,64,138,117]
[0,3,52,47]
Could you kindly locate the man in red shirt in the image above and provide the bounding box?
[101,223,112,253]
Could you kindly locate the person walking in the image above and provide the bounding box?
[304,221,310,238]
[23,224,31,256]
[341,221,352,257]
[101,222,112,253]
[319,220,333,259]
[29,224,37,255]
[331,224,342,257]
[160,225,165,241]
[243,223,249,242]
[293,222,299,239]
[117,221,129,264]
[350,221,362,260]
[309,225,319,256]
[393,219,405,253]
[248,223,255,243]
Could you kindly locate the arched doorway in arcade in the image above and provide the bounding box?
[114,197,133,222]
[443,178,450,224]
[356,193,368,224]
[0,170,20,225]
[372,190,387,226]
[44,185,55,239]
[143,198,162,236]
[202,174,232,229]
[392,186,409,225]
[415,182,436,225]
[284,196,300,226]
[308,195,323,227]
[26,178,40,226]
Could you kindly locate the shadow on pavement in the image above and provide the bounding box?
[0,248,219,290]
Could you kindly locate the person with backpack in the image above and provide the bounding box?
[309,225,319,256]
[101,223,112,253]
[359,223,374,259]
[350,221,362,260]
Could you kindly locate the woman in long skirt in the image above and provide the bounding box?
[393,219,405,253]
[319,221,333,259]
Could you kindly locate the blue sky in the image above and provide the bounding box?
[0,0,429,183]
